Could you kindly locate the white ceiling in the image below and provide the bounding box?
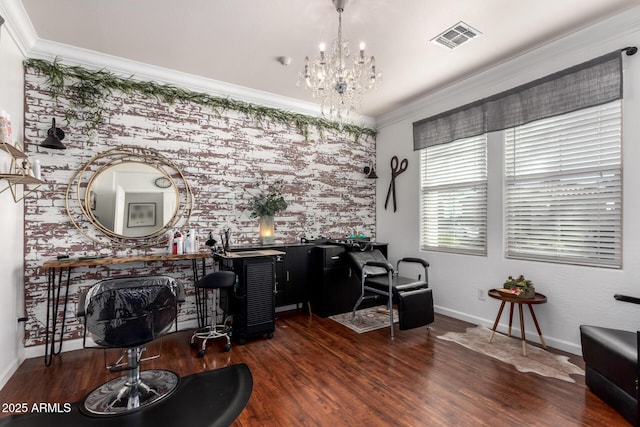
[14,0,640,119]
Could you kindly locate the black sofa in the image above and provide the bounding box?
[580,294,639,426]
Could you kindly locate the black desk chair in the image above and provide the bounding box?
[580,294,639,426]
[190,271,235,356]
[77,275,183,416]
[348,248,434,338]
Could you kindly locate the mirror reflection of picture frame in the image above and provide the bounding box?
[89,191,96,210]
[127,202,156,228]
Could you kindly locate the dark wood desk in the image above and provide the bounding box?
[488,289,547,356]
[41,252,211,366]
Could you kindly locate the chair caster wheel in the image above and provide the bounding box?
[223,343,231,352]
[197,349,205,357]
[267,332,274,339]
[190,341,197,349]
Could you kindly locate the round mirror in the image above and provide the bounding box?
[66,146,193,248]
[86,162,179,238]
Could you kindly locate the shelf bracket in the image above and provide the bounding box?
[1,142,45,203]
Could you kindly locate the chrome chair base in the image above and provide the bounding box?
[83,369,179,415]
[191,324,232,356]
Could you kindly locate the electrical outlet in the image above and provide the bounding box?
[477,288,486,301]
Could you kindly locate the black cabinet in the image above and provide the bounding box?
[232,244,312,308]
[275,246,312,307]
[310,245,356,317]
[226,256,276,343]
[310,244,388,317]
[228,242,388,317]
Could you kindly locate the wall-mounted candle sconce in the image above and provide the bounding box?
[40,118,66,150]
[363,164,378,179]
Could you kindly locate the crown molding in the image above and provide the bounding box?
[0,0,37,55]
[30,39,376,129]
[375,5,640,130]
[0,0,376,129]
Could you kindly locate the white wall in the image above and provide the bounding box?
[0,16,26,388]
[376,7,640,355]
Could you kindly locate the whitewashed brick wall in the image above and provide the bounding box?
[21,66,376,348]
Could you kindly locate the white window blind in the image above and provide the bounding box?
[420,135,487,255]
[504,100,622,268]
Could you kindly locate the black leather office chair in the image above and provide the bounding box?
[348,248,434,338]
[77,275,183,416]
[580,294,639,426]
[190,271,235,356]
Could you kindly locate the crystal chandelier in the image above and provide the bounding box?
[298,0,381,122]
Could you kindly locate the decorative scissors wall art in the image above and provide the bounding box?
[384,155,408,212]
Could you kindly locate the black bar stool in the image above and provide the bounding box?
[190,271,235,356]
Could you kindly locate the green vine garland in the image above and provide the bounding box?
[25,58,377,142]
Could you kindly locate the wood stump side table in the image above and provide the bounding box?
[487,289,547,356]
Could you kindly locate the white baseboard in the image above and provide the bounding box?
[18,308,583,363]
[23,319,200,360]
[0,357,21,391]
[434,305,582,356]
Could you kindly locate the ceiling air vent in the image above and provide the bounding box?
[431,21,481,49]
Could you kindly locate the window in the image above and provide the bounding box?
[504,100,622,268]
[420,134,487,255]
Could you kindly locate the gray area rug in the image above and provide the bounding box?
[330,306,398,333]
[438,326,585,383]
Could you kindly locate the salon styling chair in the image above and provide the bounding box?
[191,271,235,356]
[77,275,184,416]
[580,294,639,426]
[348,248,434,338]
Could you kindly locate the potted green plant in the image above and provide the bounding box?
[247,178,288,244]
[503,274,535,299]
[248,180,288,218]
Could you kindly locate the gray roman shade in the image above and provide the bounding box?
[413,50,623,150]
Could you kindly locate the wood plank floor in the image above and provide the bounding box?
[0,311,628,426]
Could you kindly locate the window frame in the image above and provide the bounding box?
[503,100,622,268]
[419,134,488,256]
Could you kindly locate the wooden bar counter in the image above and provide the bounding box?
[42,252,211,269]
